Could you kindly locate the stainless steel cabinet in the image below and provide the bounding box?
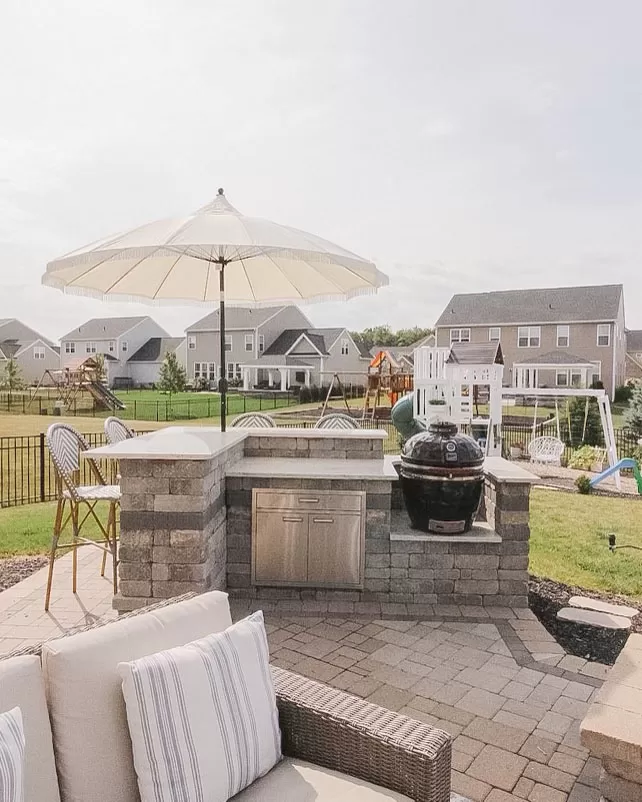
[252,489,365,588]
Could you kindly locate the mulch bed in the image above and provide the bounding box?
[0,556,47,593]
[529,575,641,664]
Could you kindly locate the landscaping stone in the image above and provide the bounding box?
[569,596,639,619]
[557,608,632,630]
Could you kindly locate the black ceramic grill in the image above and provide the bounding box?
[400,420,484,534]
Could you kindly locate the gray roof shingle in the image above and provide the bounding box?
[188,306,290,332]
[515,350,596,366]
[627,330,642,352]
[263,329,330,356]
[435,284,623,327]
[447,342,504,365]
[60,316,158,341]
[128,337,184,363]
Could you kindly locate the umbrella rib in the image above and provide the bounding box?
[150,250,186,300]
[102,242,176,295]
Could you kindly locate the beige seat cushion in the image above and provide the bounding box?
[42,591,232,802]
[0,655,61,802]
[233,759,413,801]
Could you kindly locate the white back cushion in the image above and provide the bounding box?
[118,611,281,802]
[0,656,60,802]
[0,707,25,802]
[42,592,232,802]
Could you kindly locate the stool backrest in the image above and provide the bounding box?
[315,413,360,430]
[46,423,106,501]
[230,412,276,428]
[104,416,135,445]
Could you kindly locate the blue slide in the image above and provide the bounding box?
[590,458,642,493]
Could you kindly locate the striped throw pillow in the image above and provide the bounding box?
[118,611,282,802]
[0,707,25,802]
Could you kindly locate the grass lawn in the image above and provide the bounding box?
[530,488,642,599]
[0,502,103,557]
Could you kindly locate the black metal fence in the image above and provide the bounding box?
[0,391,300,421]
[0,419,638,509]
[500,422,640,462]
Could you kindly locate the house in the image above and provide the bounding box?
[0,319,59,385]
[185,305,311,386]
[60,316,170,388]
[185,305,371,390]
[126,338,186,387]
[434,284,626,397]
[245,326,371,390]
[625,330,642,382]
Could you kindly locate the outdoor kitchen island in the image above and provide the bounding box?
[87,425,538,615]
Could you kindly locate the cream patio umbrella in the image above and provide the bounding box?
[42,189,388,429]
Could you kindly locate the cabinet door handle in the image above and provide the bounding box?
[282,516,304,523]
[313,517,334,524]
[298,497,319,503]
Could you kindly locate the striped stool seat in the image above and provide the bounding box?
[63,485,121,501]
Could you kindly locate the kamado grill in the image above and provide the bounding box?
[400,420,485,534]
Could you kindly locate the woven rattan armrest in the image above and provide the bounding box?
[272,666,452,802]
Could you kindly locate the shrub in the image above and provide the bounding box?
[568,445,601,470]
[614,385,633,404]
[575,475,592,494]
[625,385,642,436]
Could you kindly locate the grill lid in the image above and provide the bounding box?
[401,421,484,470]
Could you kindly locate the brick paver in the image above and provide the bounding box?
[0,556,610,801]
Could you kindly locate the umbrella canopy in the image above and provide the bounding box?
[42,189,389,428]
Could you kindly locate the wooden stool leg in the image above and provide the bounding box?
[45,498,64,611]
[71,502,79,594]
[111,503,118,596]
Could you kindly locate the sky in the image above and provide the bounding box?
[1,0,641,341]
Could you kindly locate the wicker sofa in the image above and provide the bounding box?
[0,592,452,802]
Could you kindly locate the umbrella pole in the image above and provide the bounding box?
[219,262,227,431]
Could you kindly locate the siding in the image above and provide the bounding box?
[436,321,617,396]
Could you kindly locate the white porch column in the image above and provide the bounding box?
[279,368,287,391]
[242,368,250,391]
[304,370,311,388]
[268,370,274,388]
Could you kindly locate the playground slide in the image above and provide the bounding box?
[590,458,642,494]
[88,381,126,411]
[391,394,425,441]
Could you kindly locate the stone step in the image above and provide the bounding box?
[557,607,632,630]
[568,595,639,619]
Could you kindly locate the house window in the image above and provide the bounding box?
[226,362,242,380]
[570,369,583,388]
[244,334,253,352]
[341,338,349,355]
[194,362,216,381]
[557,325,569,348]
[597,324,610,347]
[86,342,97,354]
[518,326,540,348]
[258,334,265,353]
[108,340,116,353]
[187,336,196,350]
[121,341,128,353]
[33,346,45,360]
[295,371,306,383]
[556,371,568,387]
[590,362,601,385]
[488,327,501,342]
[450,328,470,344]
[64,342,76,354]
[224,335,232,352]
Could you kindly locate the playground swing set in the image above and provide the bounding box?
[26,357,125,414]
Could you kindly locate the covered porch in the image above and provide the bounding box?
[240,357,315,391]
[513,352,599,390]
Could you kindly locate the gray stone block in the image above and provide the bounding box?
[455,579,499,595]
[366,554,391,568]
[152,580,203,598]
[152,545,207,564]
[119,580,152,597]
[119,546,152,563]
[453,554,498,570]
[499,555,529,570]
[151,564,170,581]
[409,554,454,570]
[119,563,152,581]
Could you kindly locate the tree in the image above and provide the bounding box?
[563,396,603,447]
[158,350,187,396]
[93,353,107,384]
[625,384,642,436]
[0,359,24,397]
[351,326,434,352]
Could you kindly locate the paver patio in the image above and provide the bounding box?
[0,553,608,801]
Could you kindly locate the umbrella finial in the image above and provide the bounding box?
[217,187,224,195]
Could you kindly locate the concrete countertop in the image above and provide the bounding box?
[226,456,398,481]
[86,427,247,461]
[86,425,389,461]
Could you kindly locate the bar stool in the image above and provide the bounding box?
[45,423,120,611]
